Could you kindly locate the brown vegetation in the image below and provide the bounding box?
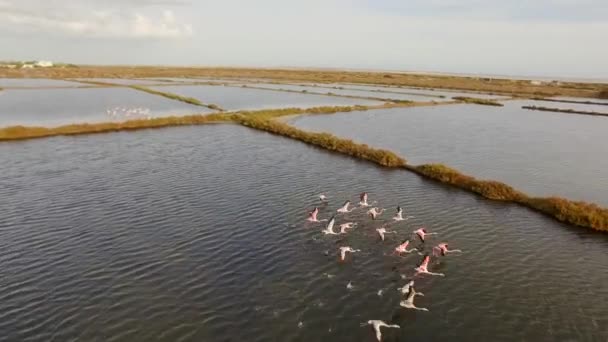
[408,163,607,231]
[0,113,230,141]
[234,114,406,167]
[452,96,504,107]
[531,97,608,106]
[598,89,608,99]
[129,85,225,111]
[522,106,608,117]
[1,65,604,99]
[412,164,526,201]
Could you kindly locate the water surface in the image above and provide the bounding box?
[71,78,170,86]
[0,78,84,88]
[240,83,448,102]
[0,87,206,127]
[0,125,606,341]
[290,82,507,100]
[149,85,383,111]
[290,101,608,205]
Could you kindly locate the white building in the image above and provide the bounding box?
[35,60,54,67]
[21,64,34,69]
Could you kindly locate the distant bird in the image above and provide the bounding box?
[346,281,355,290]
[415,254,445,277]
[339,246,361,261]
[319,194,329,203]
[339,222,357,234]
[433,243,463,257]
[397,280,423,296]
[322,216,339,235]
[307,207,320,222]
[359,192,369,207]
[394,240,419,255]
[393,206,404,221]
[376,227,396,241]
[399,285,428,311]
[336,200,354,213]
[368,207,385,220]
[361,320,400,342]
[414,228,437,243]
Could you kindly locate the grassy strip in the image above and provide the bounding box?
[238,84,411,104]
[233,114,406,167]
[531,97,608,106]
[129,85,224,111]
[0,113,231,141]
[452,96,504,107]
[522,106,608,117]
[411,163,608,231]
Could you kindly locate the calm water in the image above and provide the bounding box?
[551,97,608,105]
[71,78,171,86]
[0,87,206,127]
[149,85,383,111]
[240,83,448,102]
[0,78,83,88]
[520,99,608,113]
[291,82,507,100]
[143,78,244,84]
[290,101,608,206]
[0,125,606,341]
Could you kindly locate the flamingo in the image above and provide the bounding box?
[361,320,400,342]
[399,285,429,311]
[368,207,384,220]
[414,254,444,277]
[414,228,438,243]
[339,246,361,261]
[433,243,463,257]
[376,227,396,241]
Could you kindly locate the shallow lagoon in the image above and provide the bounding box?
[0,78,84,88]
[0,87,206,127]
[290,100,608,205]
[240,83,448,102]
[149,84,384,111]
[0,124,606,341]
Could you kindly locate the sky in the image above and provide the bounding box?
[1,0,607,78]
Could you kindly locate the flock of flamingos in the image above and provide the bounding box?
[306,192,462,341]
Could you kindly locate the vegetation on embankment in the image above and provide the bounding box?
[408,163,607,231]
[452,96,504,107]
[522,106,608,117]
[2,65,604,99]
[234,114,406,167]
[236,84,412,104]
[0,113,231,141]
[599,89,608,99]
[531,97,608,106]
[129,85,224,111]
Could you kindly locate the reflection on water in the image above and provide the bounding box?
[290,101,608,206]
[1,125,607,341]
[0,87,205,127]
[149,84,383,111]
[239,83,448,102]
[0,78,83,88]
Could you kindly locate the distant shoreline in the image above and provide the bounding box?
[1,65,606,99]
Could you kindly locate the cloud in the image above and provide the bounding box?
[0,0,193,38]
